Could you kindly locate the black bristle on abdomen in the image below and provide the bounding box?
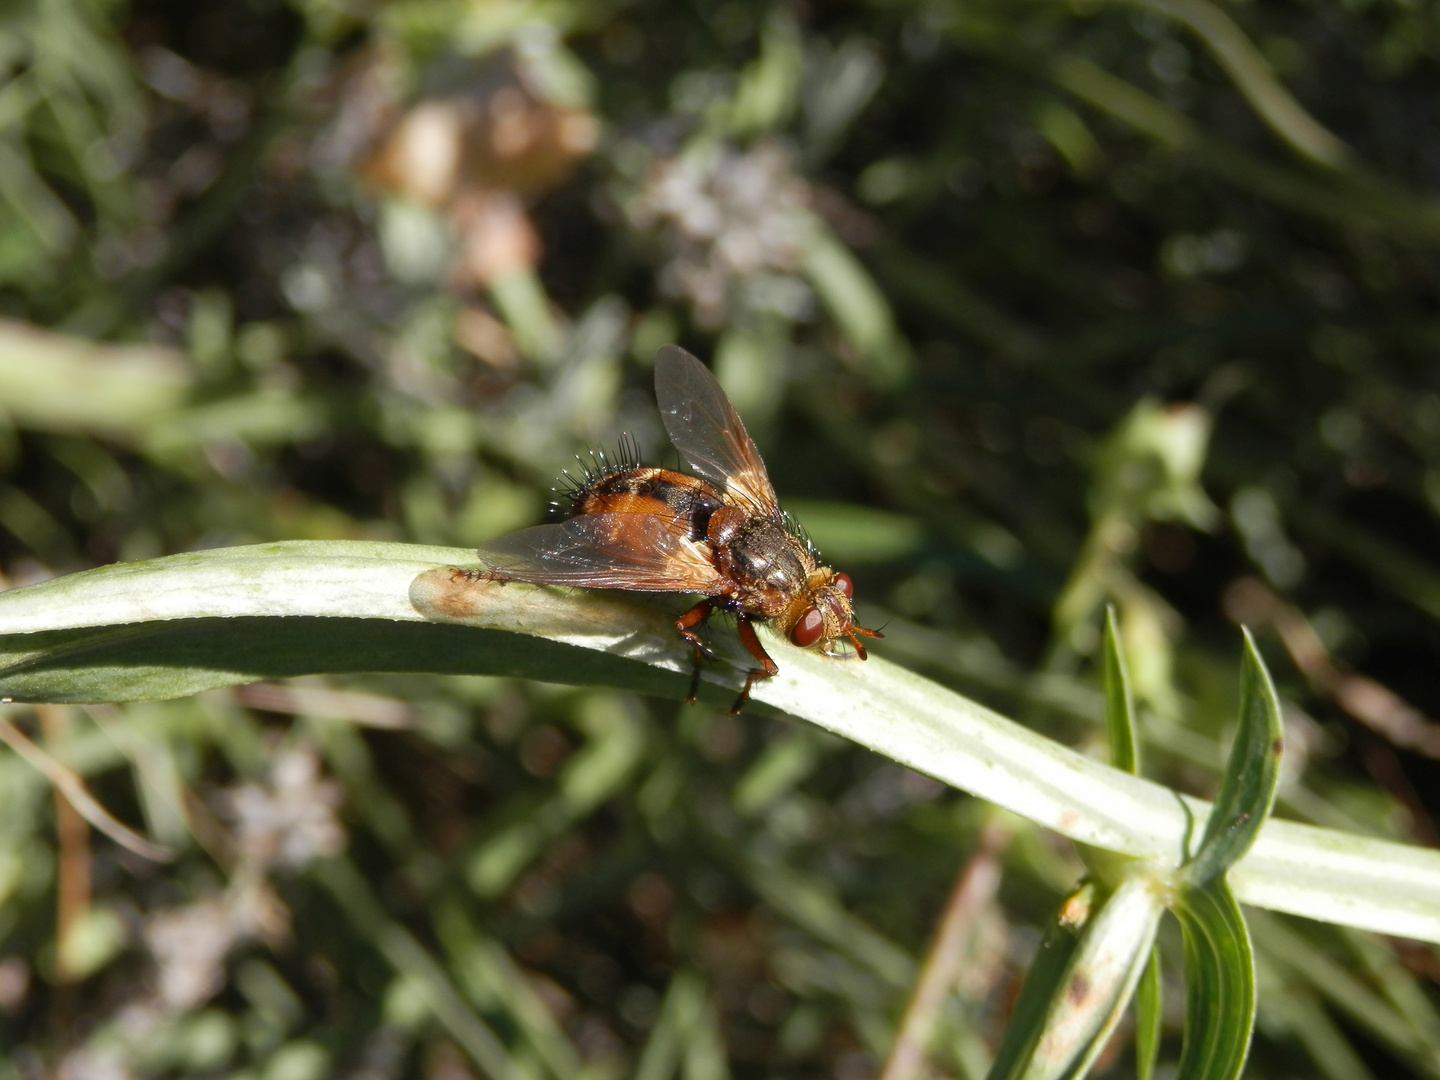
[552,433,649,514]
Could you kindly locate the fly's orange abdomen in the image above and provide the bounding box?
[572,467,724,542]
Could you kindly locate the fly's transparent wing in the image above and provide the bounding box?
[477,512,722,593]
[653,345,779,518]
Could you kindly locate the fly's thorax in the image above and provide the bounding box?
[704,505,749,547]
[710,513,814,596]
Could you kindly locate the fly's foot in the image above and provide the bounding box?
[675,600,718,704]
[728,667,775,714]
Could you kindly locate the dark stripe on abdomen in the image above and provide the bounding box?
[573,468,723,541]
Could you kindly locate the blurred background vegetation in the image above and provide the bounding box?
[2,0,1440,1076]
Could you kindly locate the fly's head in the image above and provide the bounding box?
[786,571,880,659]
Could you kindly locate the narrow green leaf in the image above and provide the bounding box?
[636,971,722,1080]
[800,225,908,387]
[467,693,646,898]
[739,861,914,989]
[433,899,589,1080]
[1,543,1439,944]
[0,543,701,704]
[0,541,461,630]
[0,616,690,705]
[1186,629,1284,886]
[1172,878,1256,1080]
[1102,606,1140,776]
[732,728,833,816]
[986,883,1095,1080]
[1026,877,1165,1080]
[489,267,562,363]
[727,10,803,136]
[1134,946,1162,1080]
[0,319,192,438]
[682,989,731,1080]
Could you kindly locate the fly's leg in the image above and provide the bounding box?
[450,566,513,583]
[839,623,884,659]
[731,616,780,714]
[675,599,716,704]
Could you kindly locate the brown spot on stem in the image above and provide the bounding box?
[411,565,499,621]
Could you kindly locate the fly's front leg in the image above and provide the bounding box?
[675,599,716,703]
[731,616,780,714]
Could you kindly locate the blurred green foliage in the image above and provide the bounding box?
[2,0,1440,1076]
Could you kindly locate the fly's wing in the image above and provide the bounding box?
[476,512,723,593]
[653,345,780,518]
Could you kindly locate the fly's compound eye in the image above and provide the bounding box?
[833,572,854,598]
[791,607,826,648]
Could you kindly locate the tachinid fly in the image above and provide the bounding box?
[472,345,881,712]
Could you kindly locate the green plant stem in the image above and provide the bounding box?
[0,542,1438,943]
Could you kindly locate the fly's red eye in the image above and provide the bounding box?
[791,608,826,648]
[833,572,854,598]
